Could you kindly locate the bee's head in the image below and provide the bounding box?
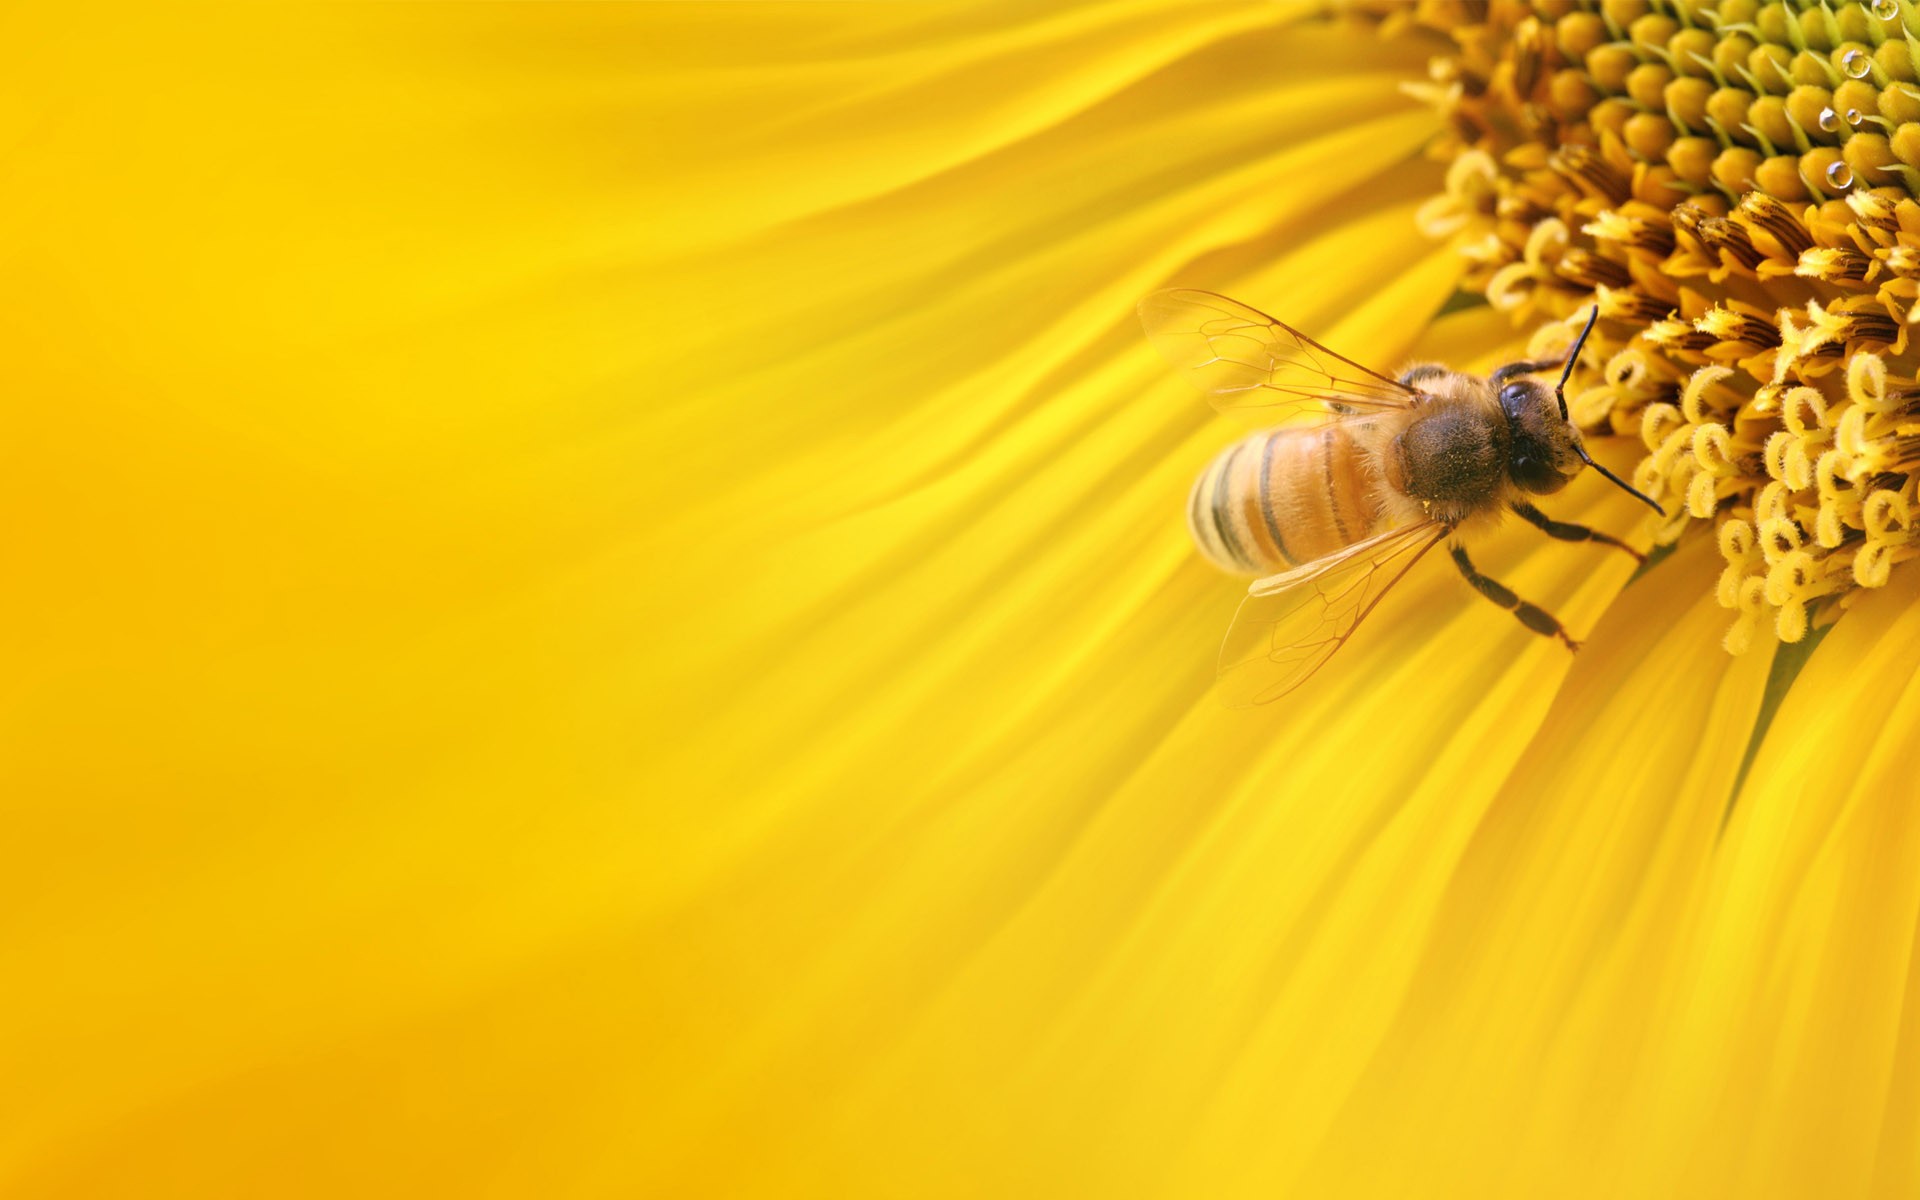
[1496,309,1665,515]
[1499,377,1582,496]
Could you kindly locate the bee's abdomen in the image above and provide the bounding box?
[1188,427,1380,575]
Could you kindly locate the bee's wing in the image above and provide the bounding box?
[1139,288,1428,417]
[1218,520,1449,706]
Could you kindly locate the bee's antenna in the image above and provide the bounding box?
[1557,304,1666,516]
[1553,304,1601,422]
[1575,443,1665,516]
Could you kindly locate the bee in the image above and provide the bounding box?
[1139,289,1664,706]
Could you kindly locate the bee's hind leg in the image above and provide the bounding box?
[1510,500,1644,564]
[1449,545,1579,652]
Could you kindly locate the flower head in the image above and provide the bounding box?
[1406,0,1920,654]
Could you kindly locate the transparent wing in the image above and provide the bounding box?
[1217,520,1449,707]
[1138,288,1427,416]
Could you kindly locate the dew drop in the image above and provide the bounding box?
[1827,159,1855,189]
[1871,0,1900,19]
[1842,49,1873,79]
[1847,107,1863,126]
[1819,106,1842,132]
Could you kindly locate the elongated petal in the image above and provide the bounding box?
[1615,573,1920,1198]
[0,4,1494,1198]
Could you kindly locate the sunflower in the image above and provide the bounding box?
[5,1,1919,1197]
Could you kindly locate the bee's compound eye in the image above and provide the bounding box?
[1499,382,1529,412]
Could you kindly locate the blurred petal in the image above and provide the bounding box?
[1615,570,1920,1198]
[1264,535,1777,1196]
[0,3,1492,1198]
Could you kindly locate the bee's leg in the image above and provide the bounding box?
[1490,357,1566,384]
[1399,363,1450,388]
[1497,307,1605,386]
[1449,545,1579,652]
[1509,500,1645,564]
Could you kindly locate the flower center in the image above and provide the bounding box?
[1398,0,1920,652]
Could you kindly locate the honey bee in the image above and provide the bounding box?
[1139,289,1664,705]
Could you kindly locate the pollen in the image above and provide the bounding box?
[1396,0,1920,650]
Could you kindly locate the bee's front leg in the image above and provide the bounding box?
[1509,500,1644,564]
[1449,545,1579,652]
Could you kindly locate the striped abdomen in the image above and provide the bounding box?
[1187,426,1384,575]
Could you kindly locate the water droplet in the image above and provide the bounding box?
[1842,49,1873,79]
[1819,106,1843,132]
[1872,0,1900,19]
[1827,159,1855,189]
[1847,107,1864,126]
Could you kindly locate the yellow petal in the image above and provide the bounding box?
[1214,534,1769,1195]
[1615,572,1920,1198]
[0,3,1507,1198]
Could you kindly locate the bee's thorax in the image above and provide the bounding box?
[1387,401,1511,525]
